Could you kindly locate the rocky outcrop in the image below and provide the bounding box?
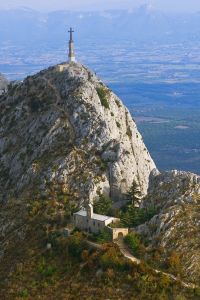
[0,62,156,206]
[136,170,200,284]
[0,74,8,95]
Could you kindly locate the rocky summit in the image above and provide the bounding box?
[0,62,155,205]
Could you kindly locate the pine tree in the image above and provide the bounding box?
[127,180,142,207]
[93,194,112,215]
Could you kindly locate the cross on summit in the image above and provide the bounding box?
[68,27,76,63]
[68,27,74,42]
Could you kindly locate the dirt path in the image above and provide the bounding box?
[86,237,197,289]
[114,238,196,289]
[115,238,140,265]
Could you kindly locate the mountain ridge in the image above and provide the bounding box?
[0,62,200,298]
[1,8,200,45]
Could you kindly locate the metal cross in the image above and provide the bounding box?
[68,27,74,41]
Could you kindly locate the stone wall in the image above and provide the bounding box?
[73,214,106,234]
[107,227,129,240]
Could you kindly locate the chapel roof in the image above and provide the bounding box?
[74,209,114,222]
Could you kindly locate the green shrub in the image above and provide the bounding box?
[126,128,132,138]
[29,200,43,217]
[91,228,112,244]
[18,289,29,298]
[167,251,182,275]
[100,246,128,271]
[68,232,85,258]
[37,258,56,278]
[194,287,200,297]
[99,160,108,172]
[97,229,111,243]
[82,138,89,145]
[124,233,140,255]
[96,87,110,109]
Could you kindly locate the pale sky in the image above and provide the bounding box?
[0,0,200,13]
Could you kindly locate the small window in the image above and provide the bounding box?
[98,223,100,227]
[87,219,89,223]
[93,221,95,226]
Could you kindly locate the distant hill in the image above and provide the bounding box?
[1,7,200,46]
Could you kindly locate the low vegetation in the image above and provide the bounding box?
[1,187,198,299]
[96,87,110,109]
[126,128,132,138]
[116,121,121,128]
[89,228,112,244]
[2,229,198,300]
[124,233,141,256]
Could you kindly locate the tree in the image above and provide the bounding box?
[93,194,112,215]
[68,232,85,258]
[120,205,136,227]
[127,180,142,207]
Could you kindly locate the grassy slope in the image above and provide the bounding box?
[0,224,199,300]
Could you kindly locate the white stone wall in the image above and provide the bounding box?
[105,217,119,226]
[74,214,106,234]
[107,227,129,240]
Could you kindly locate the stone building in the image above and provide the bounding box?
[73,203,119,234]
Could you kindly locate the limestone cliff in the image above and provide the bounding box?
[136,170,200,284]
[0,62,156,206]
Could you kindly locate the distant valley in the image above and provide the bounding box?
[110,82,200,174]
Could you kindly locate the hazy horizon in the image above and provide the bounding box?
[1,0,200,13]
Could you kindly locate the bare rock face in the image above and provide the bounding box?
[0,62,156,206]
[137,170,200,284]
